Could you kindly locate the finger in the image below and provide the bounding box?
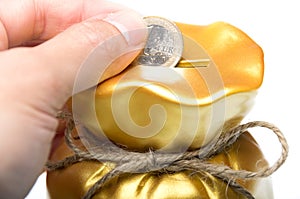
[0,0,130,49]
[0,8,146,197]
[32,8,147,110]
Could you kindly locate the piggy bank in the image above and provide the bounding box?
[47,19,272,199]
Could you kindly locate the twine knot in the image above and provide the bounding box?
[46,111,288,199]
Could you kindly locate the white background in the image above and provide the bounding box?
[26,0,300,198]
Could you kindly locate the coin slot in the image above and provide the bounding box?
[176,59,210,68]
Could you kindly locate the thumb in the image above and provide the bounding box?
[35,9,147,109]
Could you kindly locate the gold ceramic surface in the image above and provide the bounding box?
[47,131,270,199]
[75,21,264,151]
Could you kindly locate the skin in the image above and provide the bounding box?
[0,0,146,198]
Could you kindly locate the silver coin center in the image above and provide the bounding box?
[138,24,177,66]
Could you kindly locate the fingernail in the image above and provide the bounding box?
[102,10,147,46]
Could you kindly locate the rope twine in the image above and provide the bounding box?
[46,111,289,199]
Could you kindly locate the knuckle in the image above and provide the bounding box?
[76,20,114,47]
[76,20,128,56]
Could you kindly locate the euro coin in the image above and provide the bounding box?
[133,16,183,67]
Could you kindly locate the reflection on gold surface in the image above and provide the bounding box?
[72,21,264,152]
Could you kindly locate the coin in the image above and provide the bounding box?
[133,16,183,67]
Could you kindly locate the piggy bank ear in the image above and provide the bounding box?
[71,21,264,153]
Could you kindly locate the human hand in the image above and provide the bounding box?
[0,0,146,198]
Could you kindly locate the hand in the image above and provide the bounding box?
[0,0,146,198]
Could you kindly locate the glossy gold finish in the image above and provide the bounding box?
[74,21,264,151]
[49,21,269,199]
[47,131,272,199]
[177,22,264,93]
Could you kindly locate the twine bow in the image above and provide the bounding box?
[46,111,288,199]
